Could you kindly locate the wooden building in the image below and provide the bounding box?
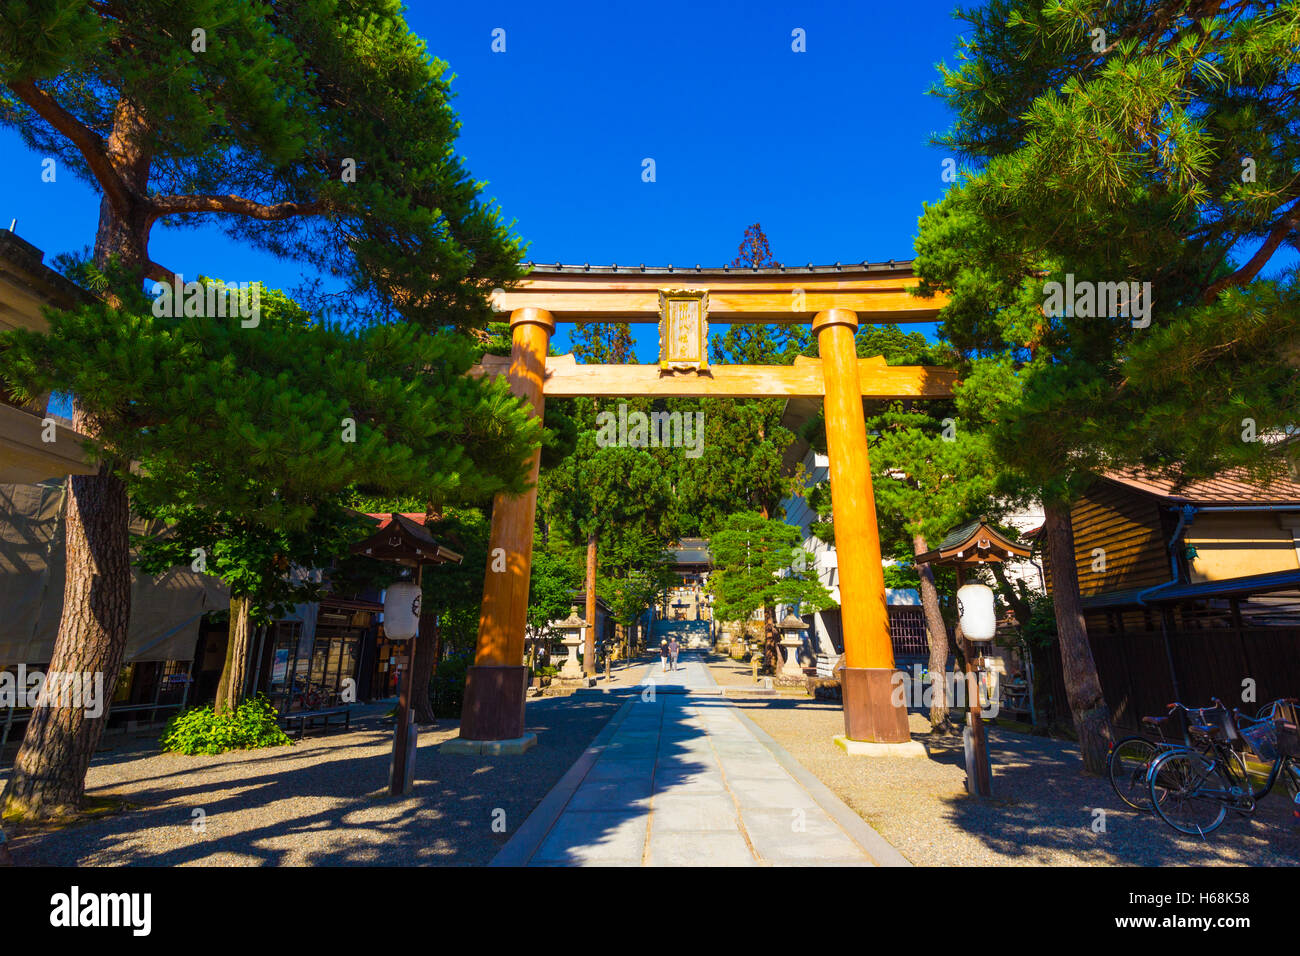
[0,232,96,484]
[1039,467,1300,730]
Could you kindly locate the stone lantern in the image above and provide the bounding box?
[557,612,587,679]
[777,613,810,680]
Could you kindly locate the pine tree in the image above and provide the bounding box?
[708,511,836,673]
[711,223,810,365]
[0,1,524,817]
[918,0,1300,771]
[0,283,539,809]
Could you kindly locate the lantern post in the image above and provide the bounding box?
[351,513,463,797]
[386,570,422,797]
[914,517,1033,800]
[956,567,994,798]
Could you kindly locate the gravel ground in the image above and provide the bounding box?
[8,652,1294,867]
[2,694,624,866]
[704,651,761,687]
[730,692,1300,866]
[706,651,816,698]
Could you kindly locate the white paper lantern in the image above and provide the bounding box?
[383,582,422,641]
[957,583,996,642]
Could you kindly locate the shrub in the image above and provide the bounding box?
[429,654,471,718]
[160,694,292,755]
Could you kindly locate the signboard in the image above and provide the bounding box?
[658,289,709,370]
[271,648,289,683]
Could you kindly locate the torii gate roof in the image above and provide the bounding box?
[492,259,946,325]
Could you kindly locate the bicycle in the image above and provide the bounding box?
[1145,697,1300,837]
[1107,701,1221,811]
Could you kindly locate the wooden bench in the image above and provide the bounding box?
[281,706,351,738]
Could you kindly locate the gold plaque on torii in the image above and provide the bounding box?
[657,289,709,370]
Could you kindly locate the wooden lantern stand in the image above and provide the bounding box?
[915,518,1033,798]
[351,513,463,796]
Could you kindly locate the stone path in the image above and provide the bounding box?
[492,652,906,866]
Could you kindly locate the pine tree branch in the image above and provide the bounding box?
[152,194,333,221]
[6,79,134,215]
[1202,199,1300,303]
[144,259,175,284]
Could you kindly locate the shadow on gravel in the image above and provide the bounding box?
[727,695,1300,866]
[2,694,626,867]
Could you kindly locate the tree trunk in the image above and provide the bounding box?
[583,531,597,676]
[990,562,1032,629]
[914,533,956,735]
[411,604,439,724]
[2,464,131,819]
[762,604,778,673]
[213,594,254,715]
[1042,500,1114,773]
[3,100,153,820]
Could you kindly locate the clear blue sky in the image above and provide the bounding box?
[1,0,970,361]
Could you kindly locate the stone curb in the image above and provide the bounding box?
[730,706,914,867]
[489,697,636,867]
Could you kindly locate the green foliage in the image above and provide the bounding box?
[918,0,1300,501]
[707,511,836,625]
[882,562,921,591]
[542,428,675,546]
[1017,592,1060,650]
[667,397,804,531]
[159,695,291,756]
[0,0,525,328]
[527,534,585,643]
[429,654,471,718]
[598,530,677,628]
[0,282,544,527]
[136,498,385,622]
[571,323,636,364]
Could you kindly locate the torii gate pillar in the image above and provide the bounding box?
[452,307,553,750]
[813,309,913,747]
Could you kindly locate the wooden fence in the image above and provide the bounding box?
[1032,623,1300,732]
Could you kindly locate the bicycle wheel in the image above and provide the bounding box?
[1149,750,1229,837]
[1109,737,1159,810]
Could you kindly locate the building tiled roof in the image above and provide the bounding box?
[365,512,429,527]
[914,518,1032,565]
[673,549,711,565]
[937,518,983,552]
[354,512,463,564]
[671,538,711,566]
[1102,465,1300,506]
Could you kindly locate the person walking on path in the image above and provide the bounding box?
[660,639,670,673]
[668,637,681,671]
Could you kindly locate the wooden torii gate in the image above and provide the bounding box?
[448,261,953,754]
